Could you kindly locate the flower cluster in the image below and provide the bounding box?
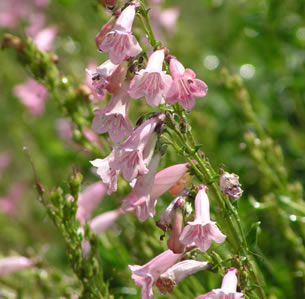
[82,1,244,298]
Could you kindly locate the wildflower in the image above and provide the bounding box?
[0,183,25,216]
[219,172,243,199]
[82,126,103,149]
[156,260,210,293]
[90,114,164,193]
[129,49,172,107]
[129,249,182,299]
[156,195,185,232]
[86,60,118,97]
[76,182,107,224]
[195,267,244,299]
[167,210,184,253]
[121,153,161,221]
[99,4,142,64]
[151,163,190,200]
[90,208,123,234]
[179,186,226,252]
[85,62,105,100]
[14,79,48,116]
[166,56,208,110]
[0,256,33,276]
[33,25,57,52]
[96,16,116,50]
[92,82,133,143]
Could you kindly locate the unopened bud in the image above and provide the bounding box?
[219,172,243,199]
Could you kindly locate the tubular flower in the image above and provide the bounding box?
[129,249,182,299]
[129,49,172,107]
[167,210,184,253]
[0,257,33,277]
[100,4,142,65]
[86,60,119,97]
[95,16,116,50]
[76,182,107,224]
[90,208,123,234]
[179,186,226,252]
[90,114,164,193]
[156,260,210,294]
[195,268,244,299]
[166,57,208,110]
[92,82,133,143]
[151,163,190,200]
[121,153,161,222]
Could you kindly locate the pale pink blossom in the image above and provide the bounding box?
[0,257,33,276]
[129,49,172,107]
[121,153,161,221]
[91,115,164,193]
[86,60,118,97]
[33,25,57,52]
[85,62,105,100]
[92,83,133,143]
[167,210,184,253]
[100,5,142,64]
[76,182,107,224]
[151,163,190,200]
[14,79,48,116]
[90,152,120,195]
[166,57,208,110]
[179,186,226,252]
[129,249,182,299]
[0,183,25,216]
[156,260,210,293]
[195,268,244,299]
[0,0,26,29]
[90,208,123,234]
[96,16,116,50]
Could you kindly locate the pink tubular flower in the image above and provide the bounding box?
[156,260,210,294]
[96,16,116,50]
[195,268,244,299]
[90,208,123,234]
[76,182,107,224]
[14,79,48,116]
[129,49,172,107]
[121,153,161,221]
[0,257,33,276]
[92,82,133,143]
[179,186,226,252]
[166,57,208,110]
[90,114,164,193]
[129,249,182,299]
[86,60,119,97]
[150,163,190,200]
[0,183,25,216]
[83,126,103,149]
[167,210,184,253]
[100,5,142,65]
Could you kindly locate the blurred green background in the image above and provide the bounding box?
[0,0,305,298]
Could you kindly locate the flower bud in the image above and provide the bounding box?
[219,172,243,199]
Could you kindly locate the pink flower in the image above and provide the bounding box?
[85,62,105,100]
[91,114,164,193]
[86,60,119,97]
[90,208,123,234]
[195,268,244,299]
[129,49,172,107]
[96,16,116,50]
[100,5,142,65]
[0,183,25,216]
[90,152,120,195]
[76,182,107,224]
[129,249,182,299]
[167,210,184,253]
[92,82,133,143]
[151,163,190,200]
[156,260,210,293]
[0,257,33,276]
[14,79,48,116]
[166,57,208,110]
[33,26,57,52]
[179,186,226,252]
[121,153,161,221]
